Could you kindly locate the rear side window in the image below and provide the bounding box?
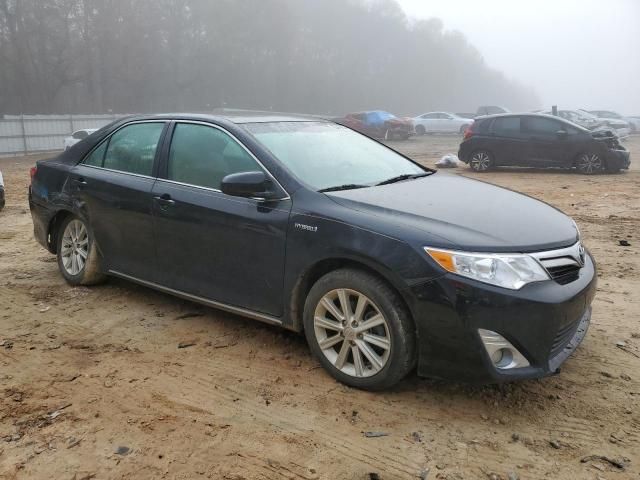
[102,123,165,176]
[522,117,561,134]
[167,123,262,190]
[83,141,108,167]
[492,117,521,136]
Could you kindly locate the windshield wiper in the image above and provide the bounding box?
[318,184,370,193]
[376,172,433,186]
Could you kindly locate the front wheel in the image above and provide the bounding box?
[57,216,106,285]
[575,152,603,175]
[415,125,426,135]
[303,269,416,390]
[469,150,493,172]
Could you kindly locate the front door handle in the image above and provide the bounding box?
[154,194,176,208]
[72,177,88,186]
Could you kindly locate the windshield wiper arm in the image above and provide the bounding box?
[376,172,433,186]
[318,184,370,193]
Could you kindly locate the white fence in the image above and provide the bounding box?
[0,114,123,156]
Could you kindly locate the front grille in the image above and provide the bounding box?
[550,317,581,358]
[531,242,585,286]
[546,264,581,285]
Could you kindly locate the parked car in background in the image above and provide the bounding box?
[459,113,630,174]
[542,110,602,130]
[0,170,4,211]
[585,110,637,134]
[334,111,413,140]
[476,105,510,116]
[412,112,473,135]
[29,112,597,389]
[64,129,99,150]
[456,106,511,119]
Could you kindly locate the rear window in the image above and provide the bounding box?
[492,117,521,136]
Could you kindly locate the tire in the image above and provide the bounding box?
[415,125,426,135]
[56,215,106,285]
[575,152,603,175]
[303,268,416,390]
[469,150,493,172]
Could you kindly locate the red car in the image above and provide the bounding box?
[335,110,414,140]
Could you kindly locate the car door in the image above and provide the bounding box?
[151,121,292,317]
[489,116,526,166]
[521,116,567,166]
[419,113,439,133]
[70,121,167,281]
[439,113,457,132]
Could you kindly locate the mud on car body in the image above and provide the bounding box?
[29,113,596,389]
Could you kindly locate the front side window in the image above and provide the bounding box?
[101,123,165,176]
[245,122,425,191]
[167,123,262,190]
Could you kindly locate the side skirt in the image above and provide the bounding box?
[108,270,284,328]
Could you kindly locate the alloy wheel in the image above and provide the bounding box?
[60,219,89,276]
[313,289,391,378]
[577,153,602,174]
[470,151,491,171]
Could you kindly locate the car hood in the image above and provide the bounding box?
[326,174,578,252]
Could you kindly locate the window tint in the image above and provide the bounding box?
[83,141,108,167]
[103,123,164,176]
[522,117,561,134]
[168,123,261,190]
[492,117,521,136]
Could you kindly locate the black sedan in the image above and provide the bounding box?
[29,113,596,389]
[458,113,630,174]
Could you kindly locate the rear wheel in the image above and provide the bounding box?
[56,216,106,285]
[575,152,603,175]
[469,150,493,172]
[303,269,416,390]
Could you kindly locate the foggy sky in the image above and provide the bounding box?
[397,0,640,115]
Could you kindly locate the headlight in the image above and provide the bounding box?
[425,248,550,290]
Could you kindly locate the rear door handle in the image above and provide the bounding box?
[72,177,87,186]
[154,194,176,208]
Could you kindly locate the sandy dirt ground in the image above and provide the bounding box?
[0,135,638,480]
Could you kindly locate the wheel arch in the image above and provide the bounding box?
[288,256,414,333]
[46,209,74,254]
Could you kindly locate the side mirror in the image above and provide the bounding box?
[221,171,276,200]
[556,129,568,137]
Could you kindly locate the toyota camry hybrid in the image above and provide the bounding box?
[29,113,596,390]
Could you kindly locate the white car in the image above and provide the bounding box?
[587,110,638,134]
[63,129,99,150]
[412,112,474,135]
[578,110,630,138]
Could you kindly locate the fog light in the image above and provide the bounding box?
[479,329,530,370]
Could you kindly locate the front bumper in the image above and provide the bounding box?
[407,251,597,383]
[605,149,630,170]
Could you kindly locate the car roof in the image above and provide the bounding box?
[116,110,325,125]
[476,113,565,120]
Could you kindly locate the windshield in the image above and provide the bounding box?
[245,122,426,191]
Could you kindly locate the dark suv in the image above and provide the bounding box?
[30,113,596,389]
[458,113,630,174]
